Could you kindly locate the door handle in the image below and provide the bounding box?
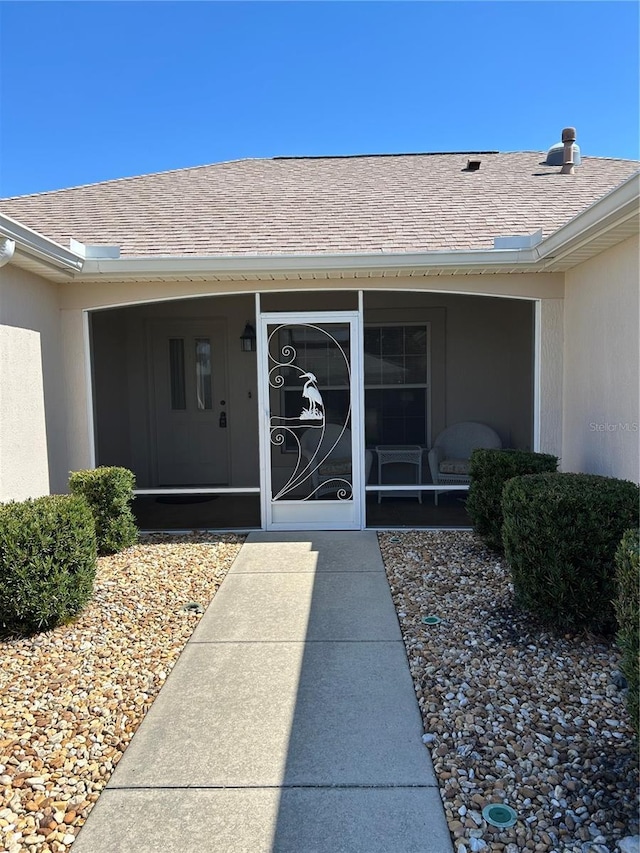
[219,411,227,428]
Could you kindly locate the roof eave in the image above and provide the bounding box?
[77,247,539,280]
[534,171,640,269]
[0,213,84,273]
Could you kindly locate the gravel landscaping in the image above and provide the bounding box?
[0,533,244,853]
[1,528,637,853]
[379,530,639,853]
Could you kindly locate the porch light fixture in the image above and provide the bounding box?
[240,322,256,352]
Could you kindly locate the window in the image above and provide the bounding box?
[195,338,213,410]
[168,337,213,411]
[169,339,186,410]
[364,324,430,446]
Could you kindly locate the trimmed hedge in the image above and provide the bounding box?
[502,472,639,634]
[69,467,138,556]
[614,529,639,733]
[466,449,558,553]
[0,495,97,633]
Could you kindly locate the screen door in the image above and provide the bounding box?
[259,311,363,530]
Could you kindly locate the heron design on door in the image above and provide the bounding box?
[259,312,363,530]
[299,372,324,420]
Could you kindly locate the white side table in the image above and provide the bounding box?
[375,445,423,503]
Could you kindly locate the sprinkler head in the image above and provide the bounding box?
[482,803,517,828]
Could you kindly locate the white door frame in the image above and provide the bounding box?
[258,310,365,530]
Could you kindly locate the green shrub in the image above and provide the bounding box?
[466,449,558,552]
[614,529,639,733]
[0,495,97,633]
[69,467,138,556]
[502,473,639,634]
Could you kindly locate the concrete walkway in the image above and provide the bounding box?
[74,531,453,853]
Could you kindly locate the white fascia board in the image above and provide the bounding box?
[79,247,534,278]
[0,213,85,271]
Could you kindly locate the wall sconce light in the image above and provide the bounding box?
[240,322,257,352]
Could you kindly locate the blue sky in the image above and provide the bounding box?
[0,1,638,197]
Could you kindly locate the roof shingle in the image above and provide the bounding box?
[1,152,637,257]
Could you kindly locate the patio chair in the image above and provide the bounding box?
[301,424,372,499]
[428,421,502,505]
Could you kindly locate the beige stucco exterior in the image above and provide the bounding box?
[563,234,639,482]
[0,265,69,496]
[537,299,564,461]
[57,270,564,313]
[0,325,50,500]
[1,231,638,512]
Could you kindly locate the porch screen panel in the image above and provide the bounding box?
[267,322,353,502]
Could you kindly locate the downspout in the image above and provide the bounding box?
[0,237,16,267]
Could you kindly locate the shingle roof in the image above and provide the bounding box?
[1,152,637,257]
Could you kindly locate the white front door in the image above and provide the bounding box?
[259,312,363,530]
[151,320,229,485]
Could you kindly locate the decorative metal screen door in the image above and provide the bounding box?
[258,311,363,530]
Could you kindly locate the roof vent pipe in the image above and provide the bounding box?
[560,127,576,175]
[0,237,16,268]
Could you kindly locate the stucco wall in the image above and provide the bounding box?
[58,271,564,313]
[0,265,67,496]
[0,325,50,500]
[563,235,640,482]
[537,299,564,459]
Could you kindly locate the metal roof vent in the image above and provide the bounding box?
[466,159,481,171]
[545,127,582,167]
